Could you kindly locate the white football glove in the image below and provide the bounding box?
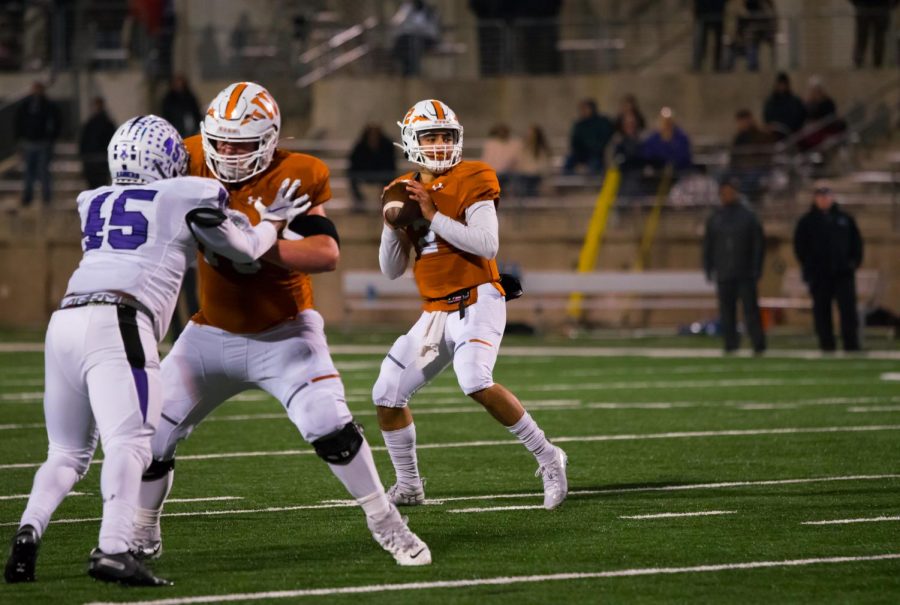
[254,178,312,224]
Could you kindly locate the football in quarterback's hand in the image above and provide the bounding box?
[381,180,423,229]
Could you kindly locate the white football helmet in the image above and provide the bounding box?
[107,115,187,185]
[397,99,463,173]
[200,81,280,183]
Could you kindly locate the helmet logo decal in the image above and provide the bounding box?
[223,82,250,119]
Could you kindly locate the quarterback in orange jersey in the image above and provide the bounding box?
[133,82,431,567]
[373,99,569,509]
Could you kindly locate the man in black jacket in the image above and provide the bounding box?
[703,177,766,353]
[78,97,116,189]
[793,185,864,351]
[762,72,806,140]
[14,81,60,207]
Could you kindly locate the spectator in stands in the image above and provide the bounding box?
[799,77,845,151]
[641,107,693,174]
[482,123,523,192]
[468,0,513,76]
[763,72,806,140]
[161,74,201,138]
[729,109,774,203]
[517,124,554,197]
[703,176,766,354]
[78,96,116,190]
[614,94,646,134]
[563,99,614,176]
[692,0,727,71]
[348,123,397,213]
[514,0,562,74]
[850,0,899,68]
[15,81,59,207]
[612,112,646,199]
[391,0,440,76]
[793,184,864,352]
[730,0,777,71]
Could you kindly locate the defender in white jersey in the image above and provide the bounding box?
[3,115,308,587]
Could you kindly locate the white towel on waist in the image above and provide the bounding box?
[418,310,448,368]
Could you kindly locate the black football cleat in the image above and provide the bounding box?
[87,548,172,587]
[4,524,40,583]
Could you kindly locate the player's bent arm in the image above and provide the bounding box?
[187,208,278,264]
[379,224,411,279]
[429,201,499,259]
[261,205,340,273]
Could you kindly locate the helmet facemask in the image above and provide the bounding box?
[200,126,278,183]
[398,99,464,174]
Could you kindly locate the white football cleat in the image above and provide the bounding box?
[367,505,431,566]
[536,447,568,510]
[132,522,162,560]
[387,481,426,507]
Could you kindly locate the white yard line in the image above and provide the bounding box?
[0,491,87,501]
[847,406,900,413]
[0,401,582,431]
[3,425,900,471]
[165,496,243,504]
[6,474,898,528]
[619,510,736,520]
[4,342,900,359]
[447,505,547,514]
[322,474,900,506]
[880,372,900,381]
[81,553,900,605]
[802,515,900,526]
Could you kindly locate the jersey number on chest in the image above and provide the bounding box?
[82,189,157,251]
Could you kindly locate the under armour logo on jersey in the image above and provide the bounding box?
[248,196,262,206]
[431,183,444,191]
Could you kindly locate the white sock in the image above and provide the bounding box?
[357,490,393,521]
[381,423,421,488]
[328,440,387,505]
[135,467,173,529]
[508,412,557,467]
[97,446,145,554]
[19,457,83,537]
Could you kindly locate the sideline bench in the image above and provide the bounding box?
[342,270,718,322]
[760,268,882,312]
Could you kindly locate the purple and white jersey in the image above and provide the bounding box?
[65,176,226,341]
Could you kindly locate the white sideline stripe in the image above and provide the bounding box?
[0,502,360,528]
[81,553,900,605]
[0,491,87,501]
[881,372,900,381]
[448,505,546,514]
[0,401,582,431]
[165,496,243,504]
[848,406,900,413]
[8,474,899,528]
[5,342,900,359]
[620,510,736,520]
[321,474,900,506]
[3,425,900,470]
[0,373,890,403]
[802,515,900,526]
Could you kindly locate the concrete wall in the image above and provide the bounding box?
[2,204,896,332]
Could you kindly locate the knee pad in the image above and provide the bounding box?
[287,380,353,442]
[47,442,95,480]
[311,422,364,465]
[142,457,175,481]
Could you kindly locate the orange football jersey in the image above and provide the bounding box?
[184,135,332,333]
[397,160,501,303]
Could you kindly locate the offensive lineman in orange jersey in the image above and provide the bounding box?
[134,82,431,567]
[373,99,569,509]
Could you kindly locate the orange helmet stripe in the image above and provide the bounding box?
[431,100,445,120]
[224,82,249,119]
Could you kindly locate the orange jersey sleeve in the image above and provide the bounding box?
[403,161,501,301]
[185,137,333,333]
